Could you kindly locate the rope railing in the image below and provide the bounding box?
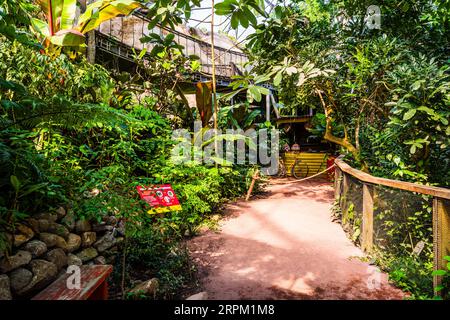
[334,156,450,293]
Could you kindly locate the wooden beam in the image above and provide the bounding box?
[433,198,450,291]
[270,94,280,119]
[87,31,96,64]
[335,167,342,202]
[276,116,313,125]
[245,169,259,201]
[335,158,450,199]
[341,173,349,223]
[362,184,374,253]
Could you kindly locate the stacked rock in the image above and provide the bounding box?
[0,207,124,299]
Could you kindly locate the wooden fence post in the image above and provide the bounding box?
[335,167,342,202]
[87,31,96,64]
[433,197,450,290]
[341,173,350,221]
[362,184,374,253]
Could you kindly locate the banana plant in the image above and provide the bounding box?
[31,0,142,47]
[195,81,213,127]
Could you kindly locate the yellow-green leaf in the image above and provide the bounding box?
[77,0,142,34]
[60,0,78,30]
[403,109,416,120]
[31,18,50,37]
[10,175,20,192]
[49,29,85,46]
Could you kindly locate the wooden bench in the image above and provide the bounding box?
[32,265,112,300]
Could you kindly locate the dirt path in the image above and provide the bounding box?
[187,178,405,300]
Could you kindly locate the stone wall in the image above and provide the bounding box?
[0,207,124,299]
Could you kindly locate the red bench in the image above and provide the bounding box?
[32,265,112,300]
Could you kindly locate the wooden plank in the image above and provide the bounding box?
[335,167,342,201]
[283,152,328,177]
[276,116,313,124]
[87,31,96,64]
[270,94,280,119]
[433,198,450,291]
[335,158,450,199]
[284,158,328,162]
[88,281,109,300]
[32,265,112,300]
[341,173,350,222]
[284,152,327,157]
[362,184,374,253]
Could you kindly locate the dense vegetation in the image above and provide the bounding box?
[244,0,449,299]
[0,0,263,298]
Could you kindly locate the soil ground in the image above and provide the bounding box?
[187,178,405,300]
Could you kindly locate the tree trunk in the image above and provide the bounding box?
[315,88,367,169]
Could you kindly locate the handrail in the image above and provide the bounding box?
[335,157,450,200]
[334,156,450,292]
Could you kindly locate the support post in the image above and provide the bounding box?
[245,169,259,201]
[270,94,280,119]
[341,173,349,222]
[433,197,450,291]
[362,183,374,253]
[335,167,342,202]
[87,31,96,64]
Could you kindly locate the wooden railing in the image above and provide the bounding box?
[334,156,450,292]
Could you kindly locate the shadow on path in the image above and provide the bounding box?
[187,178,405,300]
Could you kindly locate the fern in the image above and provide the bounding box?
[1,81,139,131]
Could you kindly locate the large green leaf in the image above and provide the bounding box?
[38,0,63,33]
[77,0,142,34]
[237,10,249,28]
[242,6,257,26]
[49,29,85,46]
[403,108,417,120]
[10,175,20,192]
[31,18,50,37]
[431,270,447,276]
[60,0,77,30]
[230,13,240,29]
[273,71,282,86]
[214,2,234,14]
[248,85,261,102]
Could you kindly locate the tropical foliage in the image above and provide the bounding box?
[0,0,448,300]
[31,0,142,46]
[243,0,449,299]
[0,0,266,298]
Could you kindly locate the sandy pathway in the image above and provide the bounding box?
[187,178,405,300]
